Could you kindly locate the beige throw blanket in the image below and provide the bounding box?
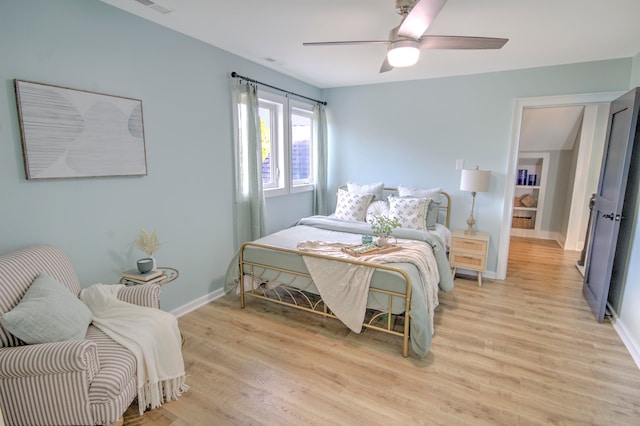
[80,284,188,415]
[297,240,439,334]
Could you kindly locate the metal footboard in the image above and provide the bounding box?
[239,242,413,357]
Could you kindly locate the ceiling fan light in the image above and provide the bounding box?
[387,40,420,67]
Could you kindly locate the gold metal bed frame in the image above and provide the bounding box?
[238,189,450,357]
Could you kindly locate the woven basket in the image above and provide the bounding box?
[512,216,533,229]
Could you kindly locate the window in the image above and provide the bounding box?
[253,92,316,196]
[258,97,283,190]
[291,105,314,186]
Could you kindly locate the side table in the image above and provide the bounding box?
[449,230,489,286]
[120,267,179,286]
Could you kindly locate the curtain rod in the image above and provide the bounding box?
[230,71,327,106]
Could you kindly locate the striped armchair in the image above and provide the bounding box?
[0,246,160,426]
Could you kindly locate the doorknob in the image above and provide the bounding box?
[602,213,615,220]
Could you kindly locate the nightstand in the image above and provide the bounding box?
[449,230,490,286]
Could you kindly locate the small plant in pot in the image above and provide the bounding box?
[134,228,161,271]
[370,215,400,247]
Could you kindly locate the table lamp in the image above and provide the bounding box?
[460,167,491,235]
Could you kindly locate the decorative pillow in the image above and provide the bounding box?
[425,199,441,230]
[347,181,385,200]
[366,200,390,223]
[334,189,373,222]
[398,185,441,200]
[388,196,430,231]
[1,272,92,344]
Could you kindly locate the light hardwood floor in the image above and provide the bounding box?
[124,237,640,425]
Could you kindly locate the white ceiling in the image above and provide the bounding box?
[99,0,640,88]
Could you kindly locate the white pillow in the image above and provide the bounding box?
[334,189,373,222]
[347,181,385,200]
[366,200,390,223]
[389,196,430,231]
[398,184,441,200]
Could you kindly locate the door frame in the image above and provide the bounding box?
[497,91,625,280]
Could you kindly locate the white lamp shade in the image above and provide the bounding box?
[460,169,491,193]
[387,40,420,67]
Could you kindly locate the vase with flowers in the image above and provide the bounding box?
[134,228,161,271]
[370,215,400,247]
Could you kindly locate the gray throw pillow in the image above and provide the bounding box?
[426,199,441,230]
[2,272,92,344]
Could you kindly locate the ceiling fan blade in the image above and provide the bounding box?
[397,0,447,39]
[303,40,388,46]
[379,57,394,73]
[419,35,508,50]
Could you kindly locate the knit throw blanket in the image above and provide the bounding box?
[296,240,439,334]
[80,284,188,415]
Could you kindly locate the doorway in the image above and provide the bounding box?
[514,106,584,242]
[497,91,625,280]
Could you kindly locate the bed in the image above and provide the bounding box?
[225,184,454,358]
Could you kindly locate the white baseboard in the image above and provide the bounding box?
[170,288,225,318]
[607,303,640,370]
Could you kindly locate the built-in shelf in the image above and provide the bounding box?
[512,152,549,237]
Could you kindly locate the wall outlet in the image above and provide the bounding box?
[456,159,465,170]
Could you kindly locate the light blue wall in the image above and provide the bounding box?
[324,60,631,275]
[0,0,320,311]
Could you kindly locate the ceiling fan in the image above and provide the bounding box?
[303,0,508,73]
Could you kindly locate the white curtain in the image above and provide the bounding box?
[313,104,328,215]
[231,81,265,249]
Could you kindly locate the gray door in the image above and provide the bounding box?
[583,88,640,322]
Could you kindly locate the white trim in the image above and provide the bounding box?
[607,303,640,370]
[498,91,625,280]
[563,104,595,249]
[290,182,315,194]
[170,288,224,318]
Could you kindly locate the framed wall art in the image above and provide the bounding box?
[14,79,147,179]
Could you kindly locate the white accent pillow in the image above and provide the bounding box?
[347,181,385,200]
[366,200,390,223]
[389,196,430,231]
[398,184,441,200]
[334,189,373,222]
